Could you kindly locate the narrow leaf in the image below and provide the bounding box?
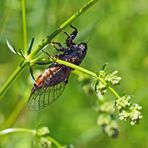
[6,39,17,54]
[27,38,35,55]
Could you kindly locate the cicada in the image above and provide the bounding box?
[27,25,87,110]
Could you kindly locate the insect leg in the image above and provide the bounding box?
[41,49,57,63]
[42,49,51,57]
[50,41,65,52]
[69,24,78,40]
[66,24,78,47]
[57,25,78,47]
[57,26,70,38]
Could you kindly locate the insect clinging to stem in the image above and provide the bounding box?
[27,25,88,110]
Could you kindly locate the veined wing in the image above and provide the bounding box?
[27,81,67,110]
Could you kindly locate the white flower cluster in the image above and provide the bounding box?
[116,96,143,125]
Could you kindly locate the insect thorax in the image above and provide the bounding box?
[57,42,87,66]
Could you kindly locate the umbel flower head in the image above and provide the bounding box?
[90,68,143,138]
[116,96,143,125]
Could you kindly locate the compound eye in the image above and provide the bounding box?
[78,43,87,51]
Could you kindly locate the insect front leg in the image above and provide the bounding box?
[69,24,78,40]
[41,49,57,64]
[50,41,65,52]
[57,26,70,38]
[57,25,78,47]
[66,24,78,47]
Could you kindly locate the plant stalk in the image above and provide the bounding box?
[47,137,62,148]
[0,61,27,98]
[0,0,98,97]
[21,0,28,52]
[54,58,121,99]
[0,128,36,136]
[55,58,97,78]
[28,0,98,59]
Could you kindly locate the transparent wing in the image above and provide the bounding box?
[27,81,67,110]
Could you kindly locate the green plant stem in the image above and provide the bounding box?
[97,76,121,99]
[47,137,62,148]
[55,58,97,78]
[0,128,62,148]
[0,0,98,97]
[33,57,121,102]
[28,0,99,59]
[21,0,28,52]
[108,86,120,99]
[0,0,28,97]
[3,99,26,129]
[0,61,27,98]
[54,58,121,100]
[0,128,36,136]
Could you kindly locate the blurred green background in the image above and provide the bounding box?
[0,0,148,147]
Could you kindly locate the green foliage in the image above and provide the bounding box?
[0,0,147,148]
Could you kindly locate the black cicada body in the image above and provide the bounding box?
[27,25,87,110]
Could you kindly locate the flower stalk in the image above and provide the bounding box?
[0,0,98,97]
[21,0,28,52]
[0,127,63,148]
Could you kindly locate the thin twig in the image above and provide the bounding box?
[21,0,28,52]
[0,0,98,97]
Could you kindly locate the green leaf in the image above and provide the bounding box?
[6,39,21,56]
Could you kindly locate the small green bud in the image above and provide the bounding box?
[40,137,52,148]
[97,114,111,126]
[99,101,114,114]
[95,81,107,96]
[105,71,121,85]
[99,70,106,78]
[36,127,50,136]
[115,96,131,111]
[103,121,119,138]
[119,110,130,121]
[62,144,75,148]
[129,104,143,125]
[118,103,142,125]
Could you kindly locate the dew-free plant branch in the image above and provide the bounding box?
[55,60,141,136]
[55,58,120,99]
[0,127,62,148]
[21,0,28,52]
[0,0,98,97]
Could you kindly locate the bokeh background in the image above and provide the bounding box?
[0,0,148,147]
